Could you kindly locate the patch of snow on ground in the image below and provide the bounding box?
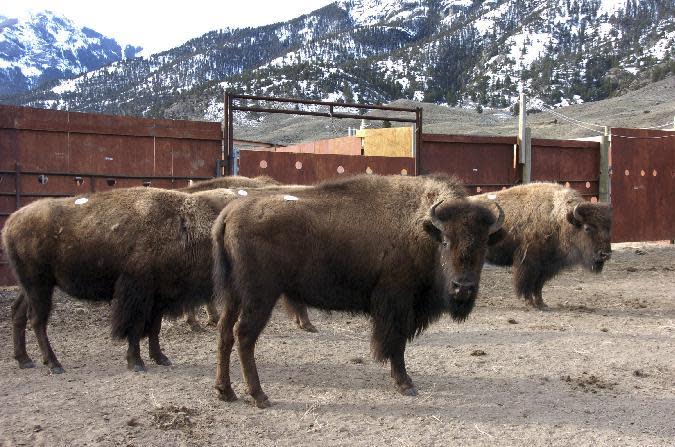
[52,78,78,94]
[648,30,675,60]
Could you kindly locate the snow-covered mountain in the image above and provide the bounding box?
[0,11,141,97]
[3,1,674,120]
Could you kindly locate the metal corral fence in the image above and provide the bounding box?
[0,105,224,285]
[1,103,673,284]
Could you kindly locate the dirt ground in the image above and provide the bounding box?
[0,242,673,446]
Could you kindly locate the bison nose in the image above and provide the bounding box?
[452,281,476,300]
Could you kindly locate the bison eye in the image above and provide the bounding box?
[442,240,449,247]
[584,225,593,233]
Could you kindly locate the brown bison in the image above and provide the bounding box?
[212,174,504,408]
[473,182,612,309]
[2,185,311,374]
[179,175,279,194]
[177,175,319,331]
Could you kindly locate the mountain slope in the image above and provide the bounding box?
[0,11,141,97]
[3,0,674,121]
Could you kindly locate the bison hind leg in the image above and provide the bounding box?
[24,282,63,373]
[12,291,35,369]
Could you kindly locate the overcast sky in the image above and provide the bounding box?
[2,0,337,54]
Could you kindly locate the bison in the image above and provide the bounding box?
[211,174,504,408]
[177,175,319,331]
[2,184,312,374]
[473,182,612,309]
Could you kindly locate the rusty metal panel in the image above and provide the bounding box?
[0,105,68,132]
[9,130,70,172]
[239,151,414,185]
[531,138,600,200]
[365,156,414,176]
[420,134,518,194]
[610,128,674,242]
[0,105,224,285]
[68,133,155,176]
[160,138,221,178]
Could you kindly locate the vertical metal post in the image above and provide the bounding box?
[220,92,227,177]
[415,107,423,176]
[228,94,234,176]
[598,126,610,203]
[223,91,230,177]
[518,93,531,183]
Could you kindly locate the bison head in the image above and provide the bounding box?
[424,199,504,321]
[566,202,612,273]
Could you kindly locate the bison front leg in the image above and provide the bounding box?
[148,311,172,366]
[282,296,317,333]
[372,319,417,396]
[206,301,220,326]
[12,291,35,369]
[184,308,204,331]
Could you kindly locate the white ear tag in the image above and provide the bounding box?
[237,189,248,196]
[283,195,299,201]
[487,194,497,200]
[74,197,89,205]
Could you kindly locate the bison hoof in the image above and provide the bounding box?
[534,303,550,311]
[398,385,418,396]
[49,366,65,375]
[299,323,318,333]
[207,319,219,327]
[216,387,238,402]
[254,398,272,409]
[129,363,147,373]
[152,355,172,366]
[18,359,35,369]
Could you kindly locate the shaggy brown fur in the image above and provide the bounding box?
[2,187,240,373]
[212,174,504,407]
[178,175,316,331]
[474,182,612,308]
[179,175,279,193]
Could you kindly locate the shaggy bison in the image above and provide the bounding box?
[212,174,504,407]
[177,175,313,331]
[2,184,312,374]
[474,182,612,308]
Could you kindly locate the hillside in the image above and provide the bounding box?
[2,0,673,122]
[233,75,675,145]
[0,11,140,97]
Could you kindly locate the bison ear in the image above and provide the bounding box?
[423,219,443,243]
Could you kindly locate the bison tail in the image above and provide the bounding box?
[211,211,235,310]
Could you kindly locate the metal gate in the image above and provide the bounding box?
[610,127,675,242]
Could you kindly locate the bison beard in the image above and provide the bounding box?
[212,174,503,408]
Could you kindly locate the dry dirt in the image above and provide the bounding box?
[0,242,673,446]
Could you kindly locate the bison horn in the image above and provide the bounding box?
[488,202,505,235]
[429,200,445,230]
[573,204,583,223]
